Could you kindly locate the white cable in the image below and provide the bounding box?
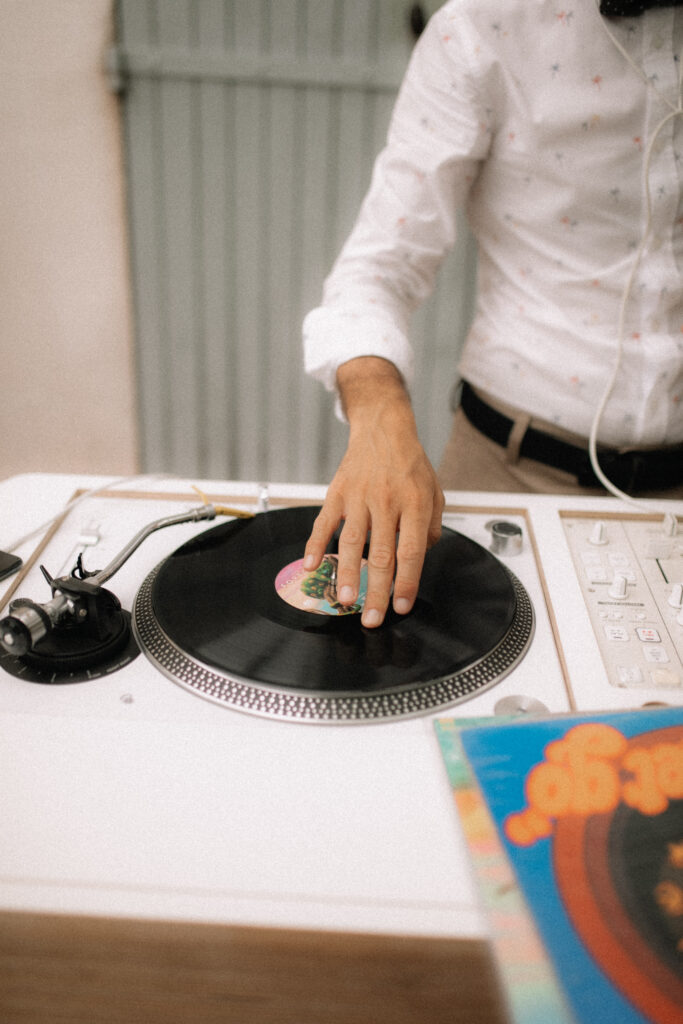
[589,2,682,514]
[588,106,682,510]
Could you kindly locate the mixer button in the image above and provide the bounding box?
[636,627,661,643]
[649,668,681,688]
[643,646,670,664]
[616,665,644,686]
[604,625,630,642]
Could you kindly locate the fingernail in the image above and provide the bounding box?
[303,555,316,570]
[339,585,355,604]
[394,598,412,615]
[362,608,382,628]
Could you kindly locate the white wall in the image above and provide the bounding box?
[0,0,139,479]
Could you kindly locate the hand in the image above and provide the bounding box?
[303,358,444,628]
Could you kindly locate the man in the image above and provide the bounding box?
[302,0,683,628]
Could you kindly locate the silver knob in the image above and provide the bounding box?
[487,520,523,556]
[494,695,549,716]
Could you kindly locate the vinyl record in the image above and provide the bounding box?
[133,506,534,722]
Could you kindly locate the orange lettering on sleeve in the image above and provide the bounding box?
[622,748,669,816]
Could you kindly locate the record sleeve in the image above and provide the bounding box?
[434,707,683,1024]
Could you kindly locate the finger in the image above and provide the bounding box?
[303,494,344,571]
[392,529,427,616]
[361,521,399,628]
[427,487,445,548]
[392,491,443,615]
[334,510,370,608]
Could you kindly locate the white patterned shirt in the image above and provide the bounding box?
[303,0,683,448]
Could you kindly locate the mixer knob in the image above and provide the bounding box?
[589,521,608,546]
[487,520,523,556]
[668,583,683,609]
[609,573,629,600]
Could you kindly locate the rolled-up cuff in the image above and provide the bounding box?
[303,308,414,420]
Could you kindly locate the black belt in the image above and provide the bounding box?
[460,382,683,493]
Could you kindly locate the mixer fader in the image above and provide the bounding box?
[561,513,683,692]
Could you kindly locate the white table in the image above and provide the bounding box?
[1,473,681,1024]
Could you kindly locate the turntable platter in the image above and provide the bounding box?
[133,506,534,723]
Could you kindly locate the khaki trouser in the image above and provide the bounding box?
[438,403,683,500]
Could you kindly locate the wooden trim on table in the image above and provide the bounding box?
[0,912,507,1024]
[446,502,576,710]
[558,508,676,523]
[68,488,322,507]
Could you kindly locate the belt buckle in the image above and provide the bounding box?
[582,450,648,493]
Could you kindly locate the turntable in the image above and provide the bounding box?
[0,500,535,722]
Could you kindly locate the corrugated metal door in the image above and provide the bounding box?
[113,0,476,483]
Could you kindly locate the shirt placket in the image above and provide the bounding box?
[636,11,682,441]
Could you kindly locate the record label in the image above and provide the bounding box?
[274,555,368,616]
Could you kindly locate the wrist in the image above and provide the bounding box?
[337,357,413,421]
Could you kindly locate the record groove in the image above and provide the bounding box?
[132,506,535,723]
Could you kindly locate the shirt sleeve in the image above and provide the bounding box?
[302,5,491,412]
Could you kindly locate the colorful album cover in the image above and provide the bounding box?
[434,707,683,1024]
